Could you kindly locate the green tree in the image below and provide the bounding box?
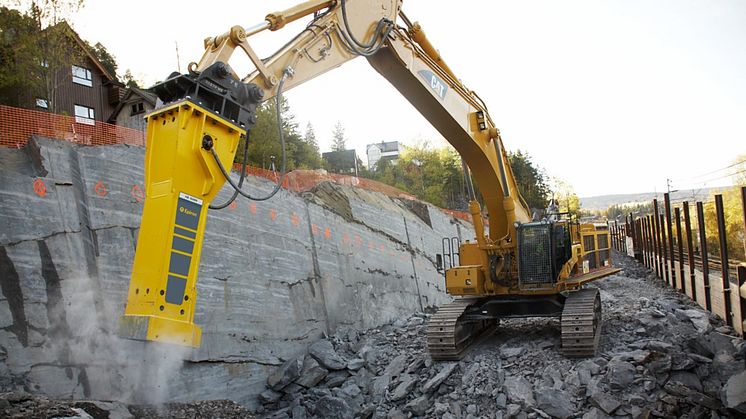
[606,202,653,220]
[0,7,39,107]
[364,142,465,208]
[551,177,581,219]
[236,97,322,171]
[31,0,85,113]
[702,187,745,262]
[88,41,116,77]
[331,121,346,151]
[507,149,549,210]
[122,69,140,88]
[0,1,87,112]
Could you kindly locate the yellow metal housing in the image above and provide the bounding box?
[446,265,485,295]
[119,100,244,348]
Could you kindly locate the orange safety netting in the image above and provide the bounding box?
[0,105,145,148]
[1,104,475,223]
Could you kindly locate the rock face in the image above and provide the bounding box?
[0,137,467,409]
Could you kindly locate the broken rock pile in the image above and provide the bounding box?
[260,252,746,418]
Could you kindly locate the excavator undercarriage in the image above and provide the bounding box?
[429,220,618,359]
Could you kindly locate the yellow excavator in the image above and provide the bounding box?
[118,0,620,358]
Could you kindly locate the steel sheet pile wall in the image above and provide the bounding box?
[0,137,471,408]
[613,191,746,338]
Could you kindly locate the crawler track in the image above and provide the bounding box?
[426,298,496,360]
[560,288,602,357]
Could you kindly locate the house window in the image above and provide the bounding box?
[35,98,49,109]
[130,102,145,116]
[71,65,93,87]
[74,104,95,125]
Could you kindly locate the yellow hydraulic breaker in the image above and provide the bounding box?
[118,99,244,347]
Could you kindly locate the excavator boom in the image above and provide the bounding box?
[120,0,618,357]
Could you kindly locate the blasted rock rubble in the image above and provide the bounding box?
[259,251,746,419]
[0,252,744,419]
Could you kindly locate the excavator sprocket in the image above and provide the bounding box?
[426,298,496,360]
[561,288,602,358]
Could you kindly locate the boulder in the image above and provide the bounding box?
[582,407,612,419]
[535,388,574,419]
[315,396,352,419]
[423,362,457,393]
[404,396,431,416]
[496,393,507,409]
[721,369,746,414]
[346,358,364,371]
[674,309,711,334]
[506,404,521,418]
[712,353,744,381]
[389,374,417,401]
[309,339,347,370]
[323,370,349,388]
[644,352,672,376]
[258,389,283,404]
[500,346,525,358]
[646,340,673,352]
[605,360,635,390]
[295,356,328,388]
[589,392,621,415]
[268,356,304,391]
[503,376,535,407]
[667,371,702,392]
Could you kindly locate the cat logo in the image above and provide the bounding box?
[418,70,448,100]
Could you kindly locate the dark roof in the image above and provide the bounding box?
[124,87,158,106]
[107,87,158,123]
[367,141,399,153]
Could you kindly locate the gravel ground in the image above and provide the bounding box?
[1,251,744,418]
[259,251,746,418]
[0,392,255,418]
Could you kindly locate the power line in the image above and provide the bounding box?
[670,158,746,183]
[672,167,746,189]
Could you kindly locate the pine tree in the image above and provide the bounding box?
[331,121,346,151]
[304,122,318,152]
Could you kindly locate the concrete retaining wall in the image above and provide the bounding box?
[0,137,474,408]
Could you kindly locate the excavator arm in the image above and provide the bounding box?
[119,0,614,349]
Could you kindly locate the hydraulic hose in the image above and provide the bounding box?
[209,130,250,209]
[210,69,290,202]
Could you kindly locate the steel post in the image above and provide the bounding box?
[653,199,663,279]
[665,193,676,288]
[675,207,684,292]
[696,201,711,312]
[715,194,733,327]
[683,202,696,301]
[738,264,745,337]
[658,214,671,285]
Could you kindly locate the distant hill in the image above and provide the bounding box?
[580,188,719,211]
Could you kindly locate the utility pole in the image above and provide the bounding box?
[175,41,181,73]
[666,178,678,198]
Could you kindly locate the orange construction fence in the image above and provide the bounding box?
[1,104,475,223]
[0,105,145,148]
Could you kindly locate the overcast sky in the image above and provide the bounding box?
[66,0,746,197]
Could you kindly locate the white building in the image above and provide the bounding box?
[366,141,400,170]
